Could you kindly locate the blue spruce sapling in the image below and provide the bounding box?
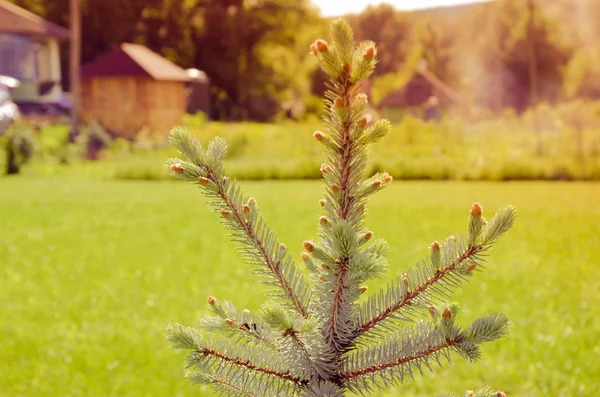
[164,19,516,397]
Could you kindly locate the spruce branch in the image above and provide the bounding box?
[166,132,311,318]
[165,18,516,397]
[342,313,510,393]
[199,298,277,349]
[356,204,516,340]
[187,372,258,397]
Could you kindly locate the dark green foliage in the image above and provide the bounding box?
[3,123,35,175]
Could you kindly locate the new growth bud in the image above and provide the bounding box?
[319,199,327,207]
[384,172,393,184]
[466,263,477,272]
[207,296,216,305]
[470,202,483,216]
[365,231,373,240]
[359,285,368,294]
[222,176,228,184]
[466,391,474,397]
[428,305,435,317]
[225,318,234,326]
[358,117,368,128]
[321,263,329,270]
[331,184,340,193]
[243,204,251,213]
[300,252,309,260]
[170,163,184,175]
[371,180,382,189]
[314,131,324,142]
[221,209,231,219]
[446,235,457,242]
[199,176,209,186]
[315,39,328,52]
[303,240,315,252]
[497,392,507,397]
[319,216,329,225]
[430,240,442,269]
[364,46,376,61]
[343,63,351,75]
[320,164,331,174]
[334,97,345,108]
[402,273,409,287]
[356,93,368,104]
[279,243,287,251]
[468,202,484,245]
[310,43,318,56]
[443,307,452,319]
[248,198,257,206]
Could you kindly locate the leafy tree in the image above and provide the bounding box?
[458,0,572,112]
[9,0,318,121]
[163,20,516,397]
[346,4,413,76]
[563,48,600,100]
[412,17,457,88]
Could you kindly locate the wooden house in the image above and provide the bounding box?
[376,65,461,123]
[80,43,191,138]
[0,0,69,109]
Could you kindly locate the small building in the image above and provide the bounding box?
[185,68,211,117]
[80,43,191,138]
[376,65,461,123]
[0,0,69,109]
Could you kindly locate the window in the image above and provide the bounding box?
[0,34,37,81]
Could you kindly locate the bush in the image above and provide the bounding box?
[2,123,36,175]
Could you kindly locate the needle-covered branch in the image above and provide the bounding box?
[341,312,510,394]
[199,297,277,349]
[356,204,516,340]
[166,130,311,318]
[165,323,307,395]
[164,18,516,397]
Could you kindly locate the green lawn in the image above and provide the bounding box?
[1,178,599,396]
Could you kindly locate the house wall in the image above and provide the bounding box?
[36,38,62,103]
[0,34,62,103]
[81,77,185,138]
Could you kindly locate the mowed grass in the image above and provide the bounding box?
[1,178,599,397]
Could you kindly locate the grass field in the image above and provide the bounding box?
[1,177,599,396]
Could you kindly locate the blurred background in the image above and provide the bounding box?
[1,1,599,396]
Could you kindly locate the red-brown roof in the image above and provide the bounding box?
[81,43,190,82]
[0,0,69,40]
[378,68,461,108]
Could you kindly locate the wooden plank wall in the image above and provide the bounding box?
[81,77,186,139]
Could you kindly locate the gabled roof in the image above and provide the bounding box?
[378,68,461,108]
[81,43,190,82]
[0,0,70,40]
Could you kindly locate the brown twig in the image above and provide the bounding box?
[202,347,307,385]
[209,172,310,318]
[339,339,457,381]
[357,245,481,337]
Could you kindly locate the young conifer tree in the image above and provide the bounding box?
[164,19,516,397]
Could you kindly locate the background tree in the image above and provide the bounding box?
[346,4,413,77]
[411,17,457,87]
[458,0,572,112]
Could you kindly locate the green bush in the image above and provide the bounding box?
[28,102,600,182]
